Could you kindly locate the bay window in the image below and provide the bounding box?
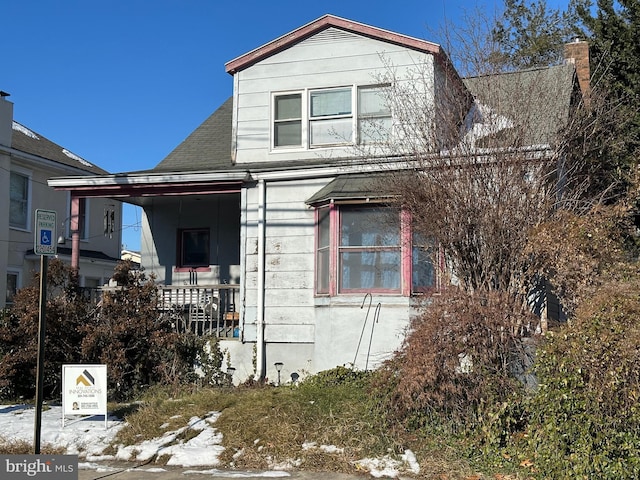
[315,202,440,296]
[339,207,400,292]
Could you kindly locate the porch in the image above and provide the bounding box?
[157,284,241,338]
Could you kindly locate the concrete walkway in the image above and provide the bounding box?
[79,464,370,480]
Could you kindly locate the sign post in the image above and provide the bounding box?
[33,209,57,454]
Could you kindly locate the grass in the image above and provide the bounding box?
[0,369,524,479]
[108,369,490,479]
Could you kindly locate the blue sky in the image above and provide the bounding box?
[4,0,568,251]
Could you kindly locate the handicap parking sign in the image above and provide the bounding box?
[41,229,52,245]
[35,209,57,255]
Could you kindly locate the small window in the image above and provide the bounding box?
[6,271,19,305]
[178,228,210,267]
[310,88,353,146]
[10,171,29,229]
[274,93,302,147]
[358,86,391,144]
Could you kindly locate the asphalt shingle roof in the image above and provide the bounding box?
[153,97,234,172]
[463,64,577,147]
[11,121,108,175]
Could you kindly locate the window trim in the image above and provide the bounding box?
[273,92,304,149]
[9,167,32,231]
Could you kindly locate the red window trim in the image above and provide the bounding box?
[315,204,444,297]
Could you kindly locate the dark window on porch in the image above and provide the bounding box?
[177,228,210,267]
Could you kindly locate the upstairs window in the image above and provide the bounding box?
[274,94,302,147]
[272,85,391,150]
[309,88,353,146]
[358,86,391,144]
[178,228,210,268]
[10,171,30,230]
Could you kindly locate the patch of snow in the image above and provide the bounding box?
[12,122,39,139]
[402,449,420,474]
[355,456,402,478]
[62,148,94,167]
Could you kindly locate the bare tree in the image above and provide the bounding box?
[358,11,623,313]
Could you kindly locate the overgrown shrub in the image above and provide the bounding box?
[0,259,89,400]
[528,273,640,479]
[80,261,210,401]
[377,289,537,444]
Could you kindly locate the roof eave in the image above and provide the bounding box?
[225,14,442,74]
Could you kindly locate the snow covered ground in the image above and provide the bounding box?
[0,404,420,478]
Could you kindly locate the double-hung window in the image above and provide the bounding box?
[358,86,391,144]
[309,88,353,146]
[273,85,391,150]
[6,271,20,305]
[10,171,30,230]
[274,93,302,147]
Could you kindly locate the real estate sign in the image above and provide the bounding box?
[62,365,107,419]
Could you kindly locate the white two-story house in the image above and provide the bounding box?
[49,15,583,383]
[0,94,123,308]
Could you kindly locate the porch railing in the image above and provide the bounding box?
[158,284,241,339]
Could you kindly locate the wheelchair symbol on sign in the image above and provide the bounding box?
[41,230,52,246]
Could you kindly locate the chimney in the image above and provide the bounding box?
[564,40,590,104]
[0,91,13,148]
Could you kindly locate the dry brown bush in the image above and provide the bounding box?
[380,288,538,433]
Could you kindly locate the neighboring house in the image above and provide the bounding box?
[121,249,141,265]
[0,94,123,308]
[48,16,588,383]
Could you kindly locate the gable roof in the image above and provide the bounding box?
[11,121,108,175]
[225,14,444,75]
[463,64,577,146]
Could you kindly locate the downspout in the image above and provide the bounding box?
[256,179,266,381]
